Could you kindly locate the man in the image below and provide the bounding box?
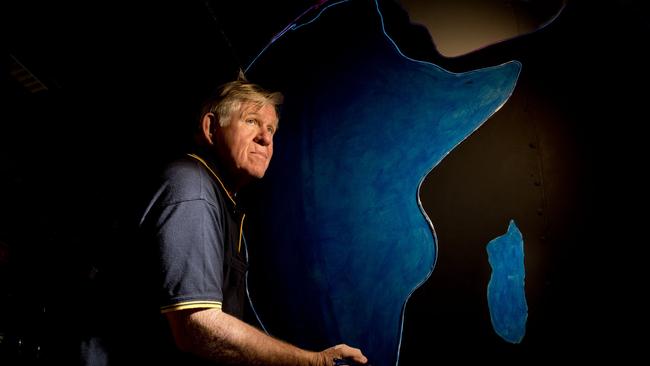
[137,79,368,365]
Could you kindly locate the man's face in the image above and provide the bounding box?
[216,102,278,182]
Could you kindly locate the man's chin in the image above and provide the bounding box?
[246,167,268,180]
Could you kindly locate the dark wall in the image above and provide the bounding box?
[3,1,240,363]
[395,0,647,362]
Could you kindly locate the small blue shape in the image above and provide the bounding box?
[486,219,528,344]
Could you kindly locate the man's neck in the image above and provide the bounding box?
[190,149,242,199]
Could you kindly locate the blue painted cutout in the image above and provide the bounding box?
[486,219,528,344]
[243,1,521,365]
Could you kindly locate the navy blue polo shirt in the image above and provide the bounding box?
[138,153,248,319]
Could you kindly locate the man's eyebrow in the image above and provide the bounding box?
[244,110,277,121]
[242,111,266,119]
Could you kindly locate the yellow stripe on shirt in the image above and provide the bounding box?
[187,153,236,205]
[188,153,246,253]
[160,300,222,314]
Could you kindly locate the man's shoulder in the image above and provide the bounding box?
[157,156,221,205]
[162,155,203,181]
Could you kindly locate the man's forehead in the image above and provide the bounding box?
[239,101,268,114]
[240,102,279,124]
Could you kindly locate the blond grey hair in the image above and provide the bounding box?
[200,79,283,127]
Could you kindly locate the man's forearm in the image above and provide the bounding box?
[167,308,319,366]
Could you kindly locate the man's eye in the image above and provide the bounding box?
[267,127,275,135]
[246,119,256,125]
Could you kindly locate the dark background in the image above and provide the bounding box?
[3,0,647,364]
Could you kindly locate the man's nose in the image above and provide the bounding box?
[254,129,272,146]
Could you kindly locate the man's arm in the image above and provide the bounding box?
[166,308,367,366]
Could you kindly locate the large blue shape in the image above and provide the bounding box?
[243,1,521,365]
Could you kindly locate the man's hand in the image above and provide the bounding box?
[314,344,368,366]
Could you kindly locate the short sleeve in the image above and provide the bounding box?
[154,198,225,313]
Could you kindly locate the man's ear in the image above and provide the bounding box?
[201,113,217,145]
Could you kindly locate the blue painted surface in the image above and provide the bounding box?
[244,1,521,364]
[486,220,528,344]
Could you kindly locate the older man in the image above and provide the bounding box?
[136,79,368,366]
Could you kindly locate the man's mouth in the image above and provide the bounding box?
[250,151,268,160]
